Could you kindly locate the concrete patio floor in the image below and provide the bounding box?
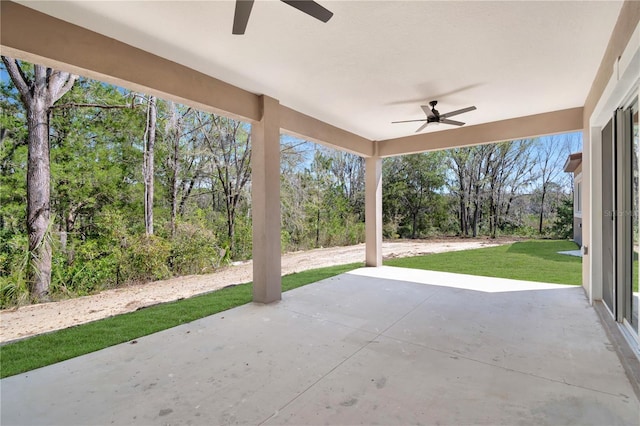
[1,266,638,425]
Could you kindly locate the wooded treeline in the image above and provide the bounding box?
[0,59,577,306]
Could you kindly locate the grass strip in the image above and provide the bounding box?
[0,262,361,378]
[385,239,582,285]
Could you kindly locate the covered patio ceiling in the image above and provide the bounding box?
[7,0,623,149]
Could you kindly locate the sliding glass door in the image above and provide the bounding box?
[602,119,615,314]
[603,97,638,341]
[628,99,638,334]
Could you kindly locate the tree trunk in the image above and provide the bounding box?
[143,96,156,236]
[538,185,546,234]
[2,57,77,302]
[411,212,417,239]
[167,102,180,237]
[63,202,83,265]
[316,207,321,247]
[26,101,52,300]
[226,200,236,255]
[472,201,479,238]
[490,200,497,239]
[458,197,466,236]
[472,179,482,237]
[178,179,195,217]
[170,151,179,237]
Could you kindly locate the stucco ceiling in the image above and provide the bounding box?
[17,0,623,141]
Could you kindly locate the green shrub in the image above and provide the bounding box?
[552,198,573,239]
[232,214,253,260]
[122,234,171,282]
[0,273,29,308]
[0,233,30,307]
[51,240,120,297]
[344,221,365,245]
[170,223,223,275]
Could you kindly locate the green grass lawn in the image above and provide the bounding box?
[634,254,638,293]
[0,263,361,379]
[385,239,582,285]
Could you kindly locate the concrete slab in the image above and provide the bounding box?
[558,249,583,257]
[1,303,377,425]
[268,336,635,426]
[1,266,638,425]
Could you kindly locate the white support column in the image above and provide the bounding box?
[251,96,281,303]
[365,157,382,267]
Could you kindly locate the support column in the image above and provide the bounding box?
[251,96,281,303]
[585,126,598,303]
[365,157,382,266]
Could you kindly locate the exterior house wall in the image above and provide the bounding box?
[564,153,582,247]
[573,216,583,247]
[574,170,583,247]
[582,0,640,302]
[584,0,639,355]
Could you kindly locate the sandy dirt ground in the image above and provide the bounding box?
[0,238,514,343]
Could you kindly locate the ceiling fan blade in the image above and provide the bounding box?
[415,122,430,133]
[420,105,436,118]
[440,106,476,119]
[233,0,255,35]
[440,118,465,126]
[392,119,428,124]
[281,1,334,22]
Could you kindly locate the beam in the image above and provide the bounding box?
[251,96,282,303]
[377,107,584,157]
[0,1,261,122]
[280,106,374,157]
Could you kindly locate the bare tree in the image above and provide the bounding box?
[535,136,567,234]
[449,148,471,236]
[328,150,364,211]
[164,100,185,237]
[198,113,251,256]
[486,140,535,238]
[163,102,210,236]
[280,138,314,249]
[165,101,181,236]
[142,95,157,235]
[470,145,492,237]
[1,56,77,301]
[449,141,537,238]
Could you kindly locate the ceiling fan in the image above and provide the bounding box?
[233,0,334,35]
[392,101,477,133]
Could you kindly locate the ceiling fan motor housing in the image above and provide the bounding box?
[428,101,440,121]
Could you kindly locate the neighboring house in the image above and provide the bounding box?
[564,152,582,246]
